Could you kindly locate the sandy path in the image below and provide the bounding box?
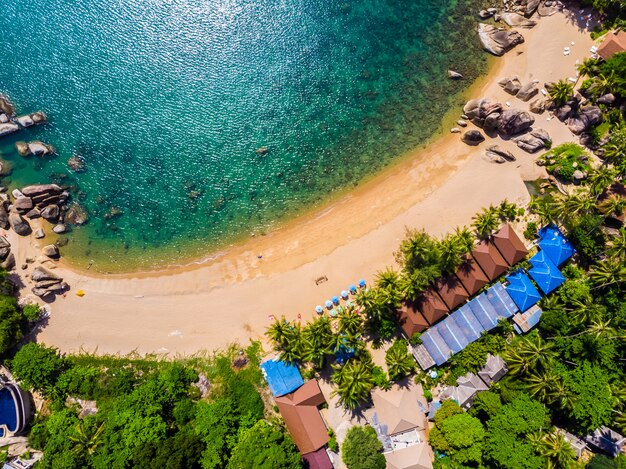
[17,9,596,355]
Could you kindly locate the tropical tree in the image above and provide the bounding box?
[437,234,467,274]
[525,370,561,405]
[497,199,518,222]
[331,358,375,410]
[302,316,334,369]
[577,57,600,80]
[593,71,618,97]
[587,166,617,197]
[338,308,363,337]
[472,206,500,239]
[602,126,626,167]
[384,340,415,381]
[69,420,105,456]
[395,229,439,273]
[265,317,292,349]
[590,258,626,289]
[598,194,626,219]
[529,195,557,226]
[534,432,577,469]
[454,226,476,253]
[504,334,556,377]
[341,426,385,469]
[607,228,626,259]
[554,190,595,219]
[548,80,574,107]
[355,287,378,312]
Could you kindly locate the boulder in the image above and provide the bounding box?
[573,170,586,182]
[16,115,34,128]
[255,146,268,155]
[514,134,546,153]
[498,77,522,95]
[456,119,468,127]
[566,106,603,135]
[1,253,15,271]
[450,127,461,133]
[478,23,525,56]
[555,104,575,121]
[486,145,516,161]
[31,266,61,282]
[41,205,60,222]
[67,156,85,172]
[31,112,47,124]
[500,12,537,28]
[0,96,14,116]
[65,203,89,225]
[27,141,54,157]
[0,123,19,138]
[0,160,12,177]
[462,130,485,145]
[0,114,7,124]
[0,237,10,249]
[463,98,503,127]
[529,97,548,114]
[497,108,535,135]
[483,152,507,164]
[9,212,31,236]
[34,228,45,239]
[525,0,541,16]
[597,93,615,105]
[25,208,41,219]
[12,197,33,213]
[53,224,67,234]
[15,142,30,157]
[447,70,463,79]
[35,279,62,290]
[42,244,59,258]
[21,184,63,199]
[531,128,551,144]
[0,247,10,261]
[516,82,539,101]
[484,112,501,132]
[479,9,495,19]
[0,201,9,230]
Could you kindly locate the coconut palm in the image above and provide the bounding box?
[529,195,557,226]
[550,379,576,412]
[302,316,334,369]
[525,370,561,404]
[590,258,626,289]
[577,57,600,79]
[607,228,626,259]
[331,358,375,410]
[437,234,467,275]
[586,319,617,339]
[277,322,306,364]
[338,308,363,337]
[265,317,293,350]
[376,268,400,291]
[598,194,626,219]
[535,432,577,469]
[472,206,500,239]
[548,80,574,107]
[569,298,604,326]
[454,226,475,253]
[70,421,105,456]
[587,166,617,197]
[554,190,595,219]
[385,340,415,381]
[398,266,440,302]
[354,287,378,312]
[505,334,556,376]
[395,229,438,273]
[594,71,618,96]
[497,199,518,222]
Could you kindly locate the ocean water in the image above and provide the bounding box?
[0,0,488,272]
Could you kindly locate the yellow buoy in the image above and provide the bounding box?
[76,290,85,297]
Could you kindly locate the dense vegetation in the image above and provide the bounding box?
[341,426,386,469]
[8,342,302,469]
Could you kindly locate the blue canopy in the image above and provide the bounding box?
[538,225,575,266]
[260,358,304,397]
[529,250,566,294]
[433,319,469,354]
[421,328,453,366]
[450,305,485,342]
[485,282,519,318]
[505,270,542,312]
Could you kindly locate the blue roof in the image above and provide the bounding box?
[485,282,519,318]
[433,319,468,354]
[538,225,575,266]
[421,328,453,366]
[524,306,543,330]
[450,305,484,342]
[468,293,500,331]
[505,270,542,312]
[529,251,566,294]
[260,358,304,397]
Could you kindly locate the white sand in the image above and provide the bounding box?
[14,9,596,355]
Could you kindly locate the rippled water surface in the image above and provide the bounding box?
[0,0,487,271]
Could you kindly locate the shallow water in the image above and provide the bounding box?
[0,0,488,272]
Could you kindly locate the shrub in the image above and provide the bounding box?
[544,143,591,183]
[341,426,385,469]
[22,303,42,322]
[523,221,538,241]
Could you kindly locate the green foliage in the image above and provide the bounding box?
[548,80,574,106]
[332,358,374,410]
[0,295,22,355]
[434,400,463,428]
[430,413,485,466]
[341,426,385,469]
[450,333,506,373]
[544,143,591,183]
[371,365,391,391]
[11,343,66,395]
[22,303,42,322]
[587,453,626,469]
[385,339,415,381]
[327,429,339,453]
[469,391,502,423]
[227,420,301,469]
[524,221,538,240]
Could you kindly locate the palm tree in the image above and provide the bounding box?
[338,308,363,337]
[278,322,306,364]
[472,206,500,239]
[376,268,400,290]
[265,317,293,350]
[395,229,437,273]
[437,234,466,275]
[70,420,105,456]
[594,71,618,97]
[331,358,375,410]
[534,432,577,469]
[607,228,626,259]
[355,287,378,312]
[548,80,574,107]
[497,199,518,222]
[590,258,626,289]
[603,141,626,166]
[525,370,561,404]
[505,334,556,376]
[454,226,475,253]
[554,190,595,219]
[577,57,599,80]
[302,316,334,369]
[598,194,626,219]
[385,341,415,381]
[569,298,604,326]
[529,195,557,226]
[587,166,617,198]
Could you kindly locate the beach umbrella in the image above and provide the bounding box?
[340,290,349,299]
[325,300,333,309]
[315,305,323,314]
[349,284,357,294]
[332,296,339,305]
[329,309,338,317]
[358,279,366,288]
[429,370,438,379]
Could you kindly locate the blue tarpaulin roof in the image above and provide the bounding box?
[451,305,484,342]
[486,282,519,318]
[505,270,542,312]
[529,251,566,294]
[260,358,304,397]
[421,328,453,366]
[538,225,575,266]
[468,293,500,331]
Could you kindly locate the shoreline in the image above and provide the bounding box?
[16,8,597,355]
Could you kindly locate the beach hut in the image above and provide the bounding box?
[584,426,626,457]
[478,354,508,385]
[505,270,541,312]
[467,292,500,331]
[597,183,626,226]
[485,282,519,318]
[432,319,470,354]
[416,289,450,326]
[434,276,469,310]
[528,251,565,295]
[454,256,489,296]
[471,240,509,280]
[597,30,626,60]
[538,225,576,266]
[398,302,430,337]
[450,305,485,343]
[260,358,304,397]
[492,224,528,266]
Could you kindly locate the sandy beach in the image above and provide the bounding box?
[15,8,596,355]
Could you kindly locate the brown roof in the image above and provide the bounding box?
[434,276,469,310]
[398,302,429,337]
[598,30,626,60]
[471,240,508,280]
[371,383,428,435]
[455,256,489,295]
[275,380,329,454]
[385,443,434,469]
[416,289,449,325]
[302,447,333,469]
[492,224,528,266]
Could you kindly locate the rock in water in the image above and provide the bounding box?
[67,156,85,172]
[65,203,89,225]
[447,70,463,79]
[516,82,539,101]
[0,96,14,116]
[41,205,60,222]
[255,146,268,156]
[477,23,525,56]
[53,224,67,234]
[462,130,485,145]
[0,123,19,138]
[497,108,535,135]
[500,12,537,28]
[8,212,31,236]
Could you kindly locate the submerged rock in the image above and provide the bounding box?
[53,224,67,234]
[478,23,525,56]
[67,156,85,172]
[41,205,60,222]
[255,146,269,156]
[65,203,89,225]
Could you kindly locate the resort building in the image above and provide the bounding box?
[584,427,626,457]
[477,353,508,385]
[370,382,433,469]
[597,30,626,60]
[557,428,587,459]
[0,381,31,438]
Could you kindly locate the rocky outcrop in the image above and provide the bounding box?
[15,141,54,157]
[20,184,67,208]
[517,82,539,101]
[15,112,46,128]
[31,267,66,297]
[498,77,522,95]
[12,197,34,214]
[462,130,485,145]
[486,145,516,161]
[478,23,525,56]
[463,99,503,128]
[0,123,19,138]
[9,212,31,236]
[65,203,89,225]
[529,97,548,114]
[566,106,603,135]
[514,129,551,153]
[500,12,537,28]
[479,9,497,19]
[497,108,535,135]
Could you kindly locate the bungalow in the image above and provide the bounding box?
[439,372,488,409]
[477,354,508,386]
[597,30,626,60]
[585,426,626,458]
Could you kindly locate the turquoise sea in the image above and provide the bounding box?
[0,0,488,272]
